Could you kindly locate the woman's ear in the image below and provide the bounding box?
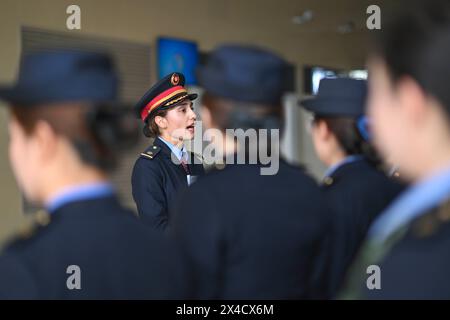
[396,76,428,127]
[34,120,58,162]
[315,119,330,141]
[154,115,167,129]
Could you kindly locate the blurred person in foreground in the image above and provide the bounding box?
[170,44,331,299]
[0,51,189,299]
[340,0,450,299]
[299,77,404,297]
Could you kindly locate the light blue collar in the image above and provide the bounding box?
[369,165,450,243]
[46,182,115,214]
[158,136,186,161]
[324,155,365,178]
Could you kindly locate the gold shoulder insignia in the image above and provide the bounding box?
[140,152,154,159]
[323,176,334,186]
[437,200,450,222]
[140,145,161,160]
[412,200,450,238]
[412,213,439,238]
[34,210,51,227]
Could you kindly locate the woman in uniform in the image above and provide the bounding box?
[132,72,204,230]
[299,77,405,297]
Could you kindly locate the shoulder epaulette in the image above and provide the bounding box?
[3,210,51,248]
[412,200,450,238]
[140,145,161,160]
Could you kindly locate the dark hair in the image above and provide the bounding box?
[202,92,283,132]
[11,103,138,171]
[143,108,168,138]
[201,92,284,161]
[314,116,381,166]
[373,0,450,118]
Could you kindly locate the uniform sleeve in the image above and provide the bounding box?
[0,252,39,299]
[131,158,168,230]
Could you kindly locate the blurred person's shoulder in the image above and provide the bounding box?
[202,157,315,181]
[0,210,52,298]
[1,210,52,255]
[407,198,450,242]
[186,158,323,204]
[365,198,450,299]
[0,197,156,255]
[323,159,405,196]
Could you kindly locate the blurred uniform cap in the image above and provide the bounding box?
[300,78,368,117]
[197,44,288,105]
[0,50,119,106]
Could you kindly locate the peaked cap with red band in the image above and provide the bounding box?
[134,72,198,122]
